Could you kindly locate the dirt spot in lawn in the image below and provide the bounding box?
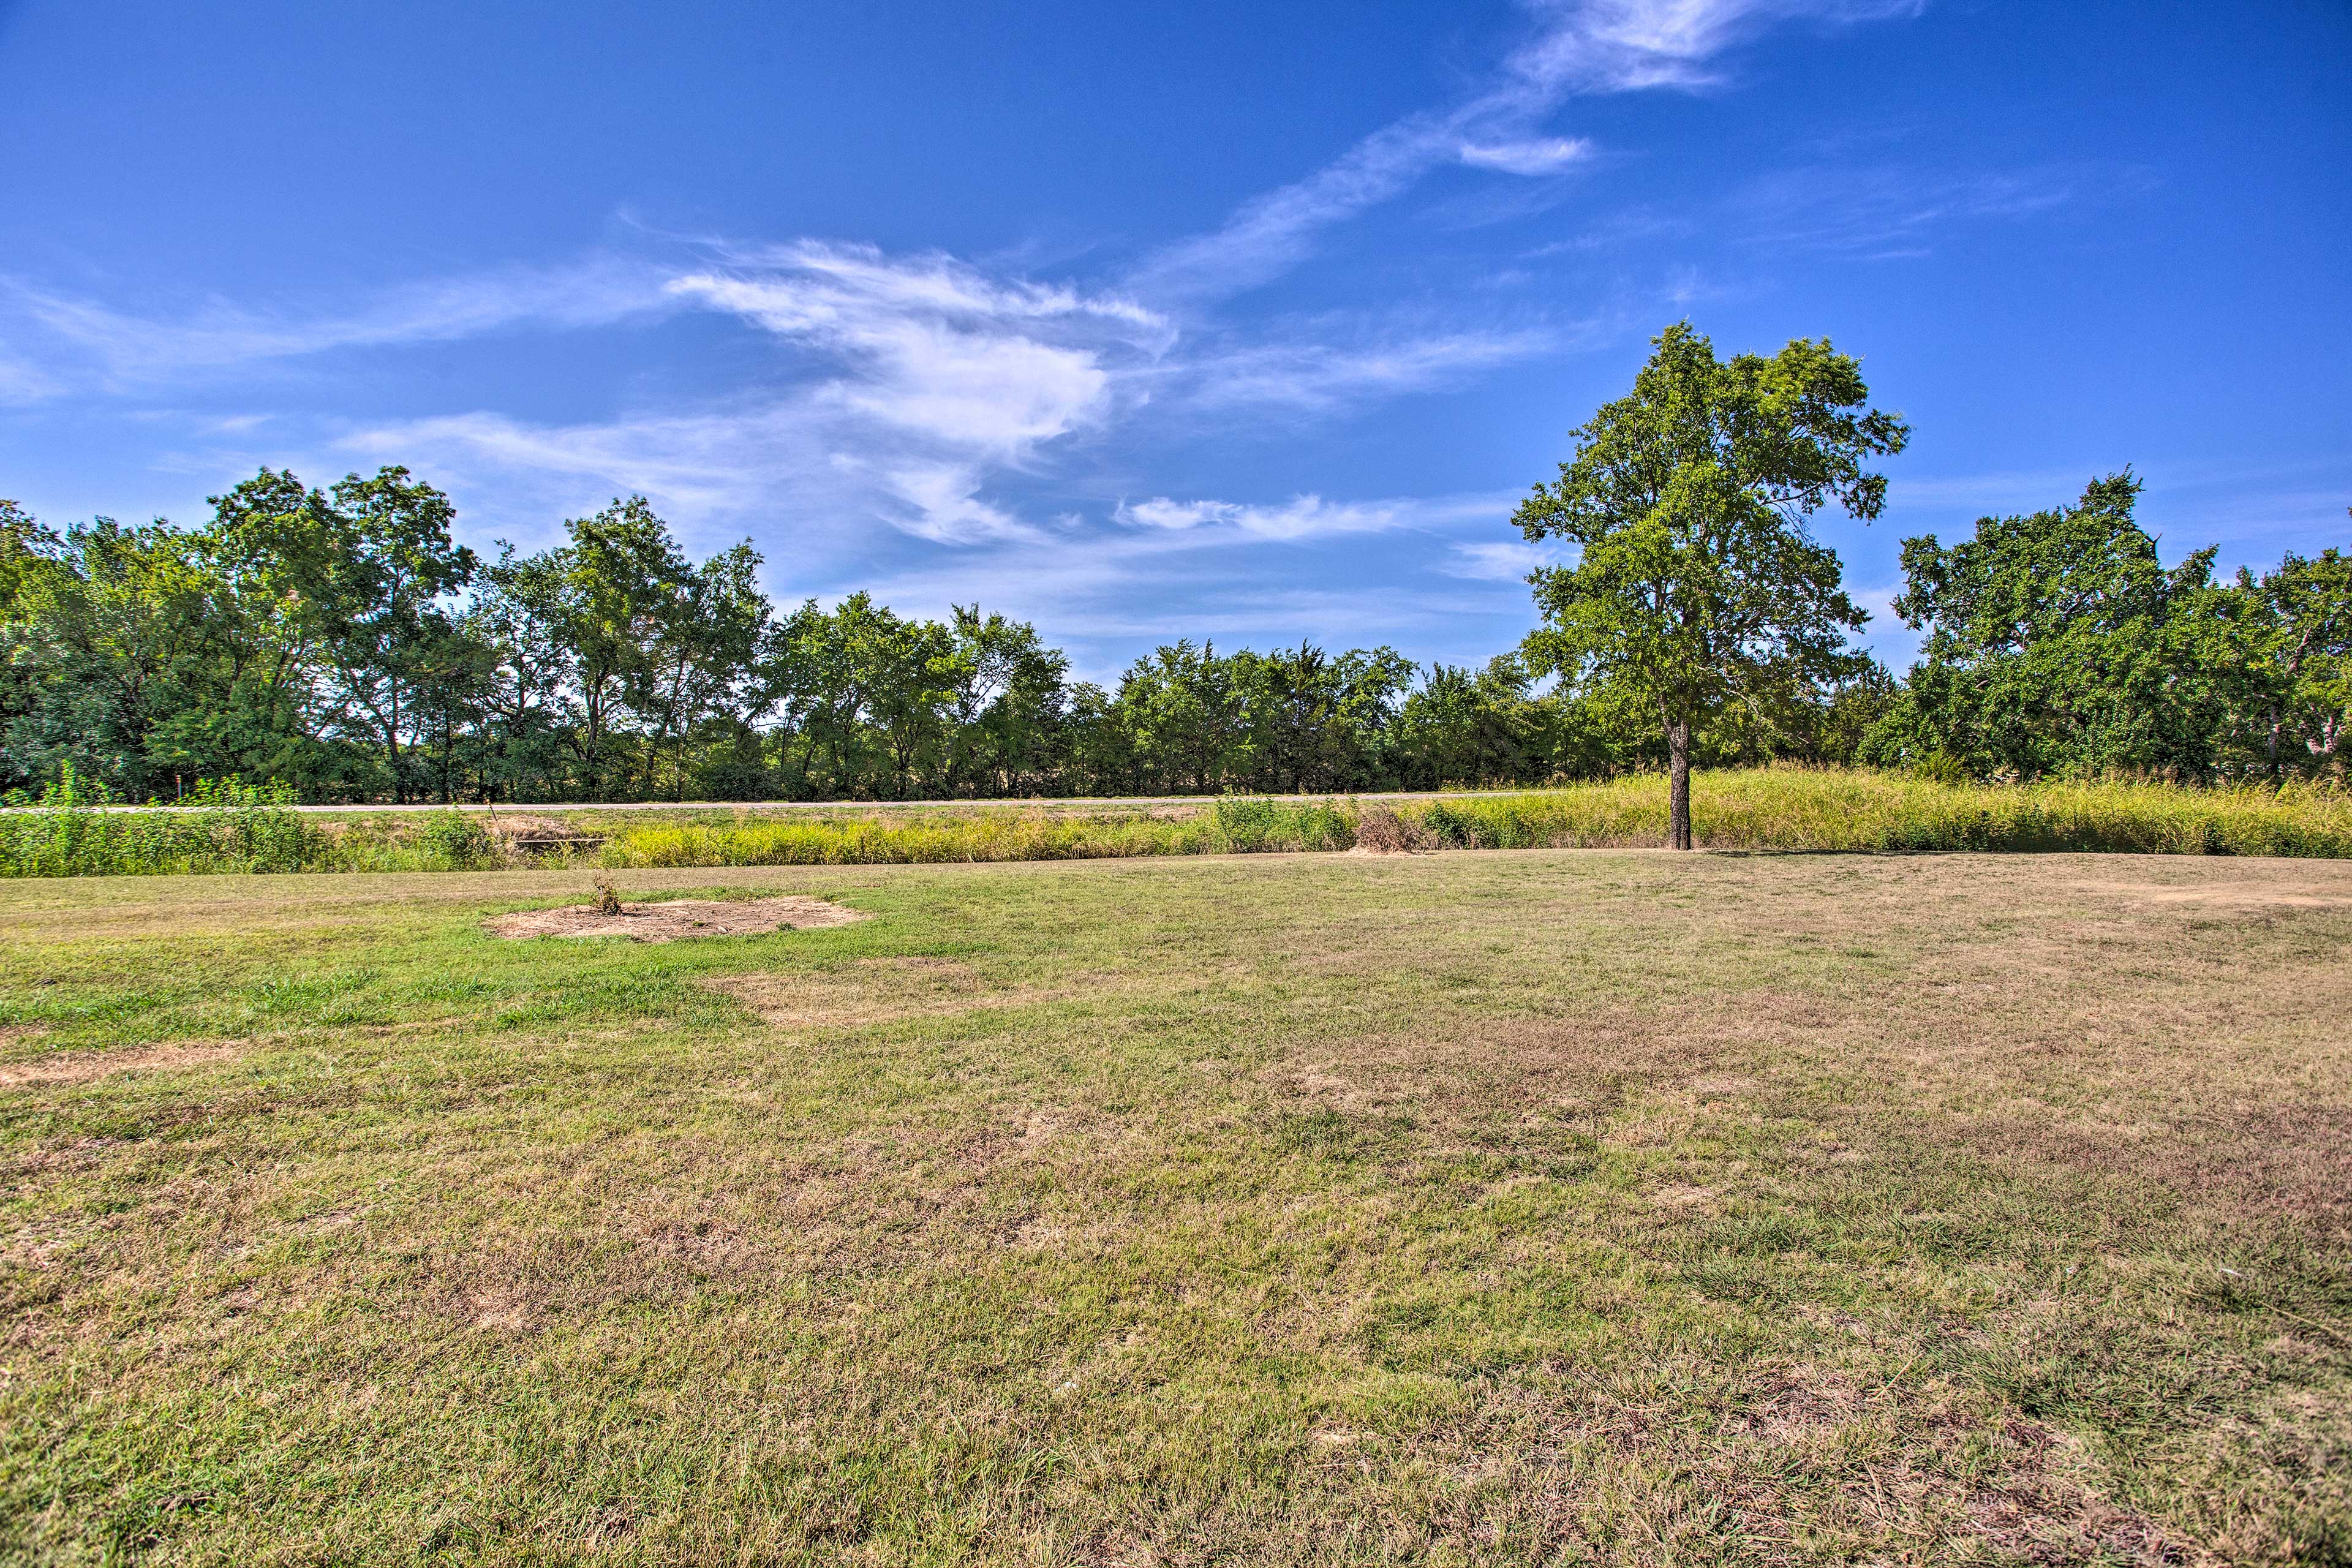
[712,956,1014,1030]
[488,894,864,943]
[1653,1182,1718,1210]
[2070,878,2352,910]
[0,1040,239,1088]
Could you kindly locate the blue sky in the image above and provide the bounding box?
[2,0,2346,681]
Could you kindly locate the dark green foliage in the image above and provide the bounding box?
[415,810,496,870]
[3,422,2341,811]
[0,438,1917,811]
[1866,477,2349,782]
[1208,796,1352,852]
[0,764,316,875]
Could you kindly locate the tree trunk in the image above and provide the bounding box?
[1664,710,1692,851]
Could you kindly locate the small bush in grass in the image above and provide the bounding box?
[417,811,497,870]
[1210,797,1284,852]
[1423,801,1479,848]
[1208,797,1356,854]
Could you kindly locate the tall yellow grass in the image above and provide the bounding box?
[6,769,2342,876]
[594,771,2351,867]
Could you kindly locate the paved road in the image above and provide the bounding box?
[69,790,1496,815]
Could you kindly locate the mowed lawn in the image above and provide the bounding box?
[2,852,2348,1566]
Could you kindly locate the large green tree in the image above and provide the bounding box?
[933,606,1069,798]
[466,543,578,800]
[317,468,477,802]
[547,497,688,797]
[1514,323,1908,848]
[1861,473,2233,780]
[2237,538,2351,776]
[634,538,768,799]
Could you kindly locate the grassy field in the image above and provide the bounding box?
[2,851,2348,1563]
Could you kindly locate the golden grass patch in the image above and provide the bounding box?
[0,1039,239,1088]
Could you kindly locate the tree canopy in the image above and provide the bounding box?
[2,343,2342,807]
[1864,478,2350,782]
[1513,322,1909,846]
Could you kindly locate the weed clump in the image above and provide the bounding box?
[418,811,497,870]
[1354,807,1434,854]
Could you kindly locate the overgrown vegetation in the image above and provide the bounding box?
[7,768,2343,877]
[0,765,317,876]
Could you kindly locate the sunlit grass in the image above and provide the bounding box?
[1,853,2346,1560]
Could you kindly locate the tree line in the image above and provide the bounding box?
[3,328,2344,809]
[1508,323,2347,845]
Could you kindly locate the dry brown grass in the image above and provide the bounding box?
[0,1039,238,1088]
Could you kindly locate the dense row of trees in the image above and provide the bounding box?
[3,330,2344,808]
[1863,473,2350,782]
[0,472,1869,804]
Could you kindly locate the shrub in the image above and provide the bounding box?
[0,767,320,876]
[1211,797,1287,853]
[417,811,497,870]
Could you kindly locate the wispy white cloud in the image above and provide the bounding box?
[342,243,1177,547]
[0,256,671,390]
[1510,0,1925,94]
[1732,163,2092,257]
[1114,489,1510,543]
[851,499,1537,680]
[880,464,1040,545]
[339,401,837,530]
[1440,538,1572,581]
[1115,494,1406,541]
[1847,581,1903,624]
[1178,325,1559,411]
[1132,0,1925,301]
[1460,136,1596,175]
[0,354,62,406]
[661,243,1174,540]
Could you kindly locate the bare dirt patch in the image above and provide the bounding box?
[0,1040,239,1088]
[488,894,864,943]
[1652,1182,1718,1210]
[2070,878,2352,910]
